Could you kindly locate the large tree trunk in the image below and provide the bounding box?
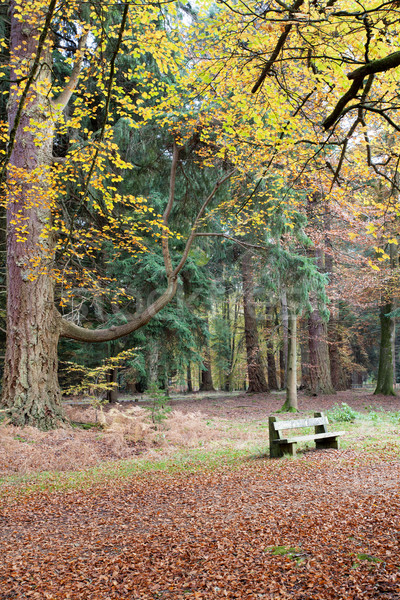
[308,305,334,395]
[328,311,351,391]
[1,5,64,428]
[242,253,268,393]
[200,348,215,391]
[374,303,396,396]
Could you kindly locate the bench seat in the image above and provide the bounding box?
[277,431,345,444]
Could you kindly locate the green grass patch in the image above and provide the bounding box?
[0,445,257,502]
[266,545,306,565]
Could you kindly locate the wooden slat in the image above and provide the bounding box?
[273,416,327,431]
[276,431,345,444]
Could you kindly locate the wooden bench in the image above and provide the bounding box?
[269,412,344,458]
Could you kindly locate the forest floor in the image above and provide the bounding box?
[0,390,400,599]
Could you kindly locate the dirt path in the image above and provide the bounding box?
[1,450,399,599]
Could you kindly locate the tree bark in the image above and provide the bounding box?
[279,348,285,390]
[148,340,159,387]
[265,307,278,390]
[241,253,268,393]
[308,306,334,395]
[328,314,351,391]
[374,303,396,395]
[187,363,193,392]
[280,292,288,389]
[1,6,64,428]
[200,353,215,391]
[300,318,311,390]
[282,309,298,411]
[107,368,118,403]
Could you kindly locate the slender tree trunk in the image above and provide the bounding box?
[241,253,268,393]
[148,340,159,387]
[300,318,310,390]
[279,348,285,390]
[280,292,288,389]
[1,6,65,428]
[200,317,215,391]
[393,318,396,388]
[107,368,118,403]
[265,307,278,390]
[187,363,193,393]
[282,309,298,411]
[374,303,396,395]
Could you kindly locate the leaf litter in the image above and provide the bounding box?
[0,390,399,599]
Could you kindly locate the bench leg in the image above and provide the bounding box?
[316,438,339,450]
[279,442,296,457]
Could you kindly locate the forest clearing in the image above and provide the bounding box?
[1,391,400,599]
[2,0,400,598]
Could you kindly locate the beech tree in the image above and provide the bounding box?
[1,0,236,427]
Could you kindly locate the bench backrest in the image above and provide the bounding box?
[272,415,328,431]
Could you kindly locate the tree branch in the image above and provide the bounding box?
[162,142,179,277]
[60,279,179,342]
[51,33,88,109]
[251,0,305,94]
[194,232,268,251]
[172,170,235,277]
[60,168,234,343]
[323,51,400,130]
[348,51,400,81]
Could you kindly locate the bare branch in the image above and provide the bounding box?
[195,232,268,252]
[162,142,179,277]
[172,170,235,277]
[323,51,400,130]
[51,33,88,109]
[251,0,305,94]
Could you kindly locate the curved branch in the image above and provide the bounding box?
[348,51,400,81]
[322,77,363,130]
[60,278,178,342]
[323,51,400,130]
[60,166,234,343]
[162,142,179,277]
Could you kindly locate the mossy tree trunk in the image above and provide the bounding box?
[200,351,215,391]
[282,309,298,411]
[374,302,396,396]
